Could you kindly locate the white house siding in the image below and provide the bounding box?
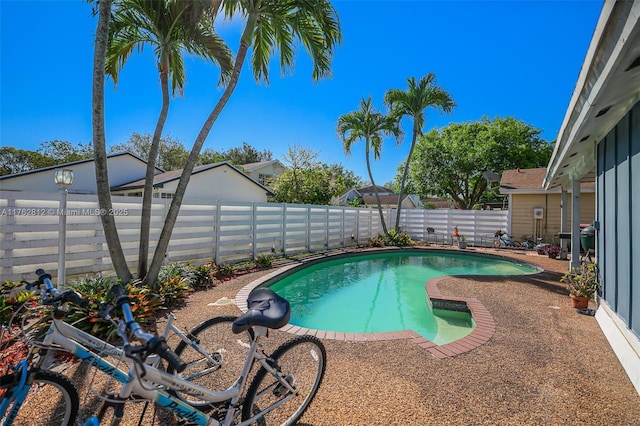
[0,154,154,194]
[160,165,270,202]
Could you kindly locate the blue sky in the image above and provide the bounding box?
[1,1,603,185]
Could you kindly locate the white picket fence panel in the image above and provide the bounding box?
[0,190,507,282]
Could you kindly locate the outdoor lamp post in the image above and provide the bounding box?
[54,169,73,289]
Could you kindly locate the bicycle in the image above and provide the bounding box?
[3,269,326,425]
[492,230,521,248]
[520,236,536,250]
[0,345,79,425]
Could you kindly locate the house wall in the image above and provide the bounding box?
[510,192,595,243]
[161,165,269,202]
[0,155,151,194]
[595,100,640,394]
[246,162,285,186]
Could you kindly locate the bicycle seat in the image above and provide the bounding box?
[232,288,291,334]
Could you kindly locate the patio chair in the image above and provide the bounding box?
[426,227,441,245]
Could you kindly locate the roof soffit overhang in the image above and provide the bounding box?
[544,0,640,190]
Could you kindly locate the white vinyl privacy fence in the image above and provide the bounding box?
[0,191,508,282]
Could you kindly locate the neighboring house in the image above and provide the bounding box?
[0,152,163,194]
[543,1,640,395]
[112,162,273,203]
[333,185,423,209]
[499,168,595,243]
[361,193,422,209]
[241,160,286,187]
[422,197,455,209]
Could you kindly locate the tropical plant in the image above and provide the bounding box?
[67,275,164,341]
[92,0,132,282]
[254,254,273,269]
[106,0,233,280]
[337,97,402,235]
[214,263,236,280]
[139,0,341,287]
[0,281,37,327]
[384,74,455,231]
[561,263,599,299]
[382,229,415,247]
[190,262,217,290]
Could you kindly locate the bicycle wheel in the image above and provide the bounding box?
[169,316,253,408]
[1,369,79,426]
[242,335,326,425]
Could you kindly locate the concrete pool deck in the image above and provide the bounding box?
[170,247,640,425]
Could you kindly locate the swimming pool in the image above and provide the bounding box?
[262,250,539,345]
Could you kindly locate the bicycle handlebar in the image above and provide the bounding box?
[30,269,90,308]
[34,270,186,373]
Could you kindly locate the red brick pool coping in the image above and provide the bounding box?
[236,255,500,359]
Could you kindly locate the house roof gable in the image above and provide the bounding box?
[112,161,273,195]
[241,160,286,172]
[500,167,594,194]
[0,151,164,181]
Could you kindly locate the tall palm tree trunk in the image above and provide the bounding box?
[143,12,259,287]
[138,71,170,278]
[394,122,419,231]
[366,141,388,235]
[92,0,133,283]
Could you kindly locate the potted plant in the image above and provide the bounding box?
[544,245,561,259]
[561,263,599,309]
[457,235,467,249]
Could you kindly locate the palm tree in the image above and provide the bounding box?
[337,97,402,236]
[106,0,233,279]
[384,74,455,231]
[92,0,133,282]
[142,0,342,286]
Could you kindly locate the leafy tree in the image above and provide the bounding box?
[106,0,233,278]
[110,133,190,170]
[222,142,272,165]
[141,0,341,286]
[196,148,225,166]
[0,147,55,176]
[270,166,334,205]
[37,140,94,163]
[384,74,455,231]
[410,117,553,209]
[270,146,360,205]
[337,97,402,235]
[326,163,364,192]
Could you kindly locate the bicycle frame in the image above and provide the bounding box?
[40,317,296,425]
[0,359,30,423]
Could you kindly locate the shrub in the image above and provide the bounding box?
[215,263,236,279]
[190,262,216,290]
[1,281,37,327]
[383,230,415,247]
[67,275,163,341]
[368,235,385,247]
[156,274,192,309]
[254,254,273,269]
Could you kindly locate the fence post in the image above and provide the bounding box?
[282,203,287,256]
[214,200,221,263]
[3,197,16,278]
[252,202,257,260]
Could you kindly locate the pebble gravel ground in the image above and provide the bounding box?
[64,248,640,425]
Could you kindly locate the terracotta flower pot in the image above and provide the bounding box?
[570,294,590,309]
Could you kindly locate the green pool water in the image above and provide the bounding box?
[268,251,538,344]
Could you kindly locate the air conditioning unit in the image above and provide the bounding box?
[533,208,544,219]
